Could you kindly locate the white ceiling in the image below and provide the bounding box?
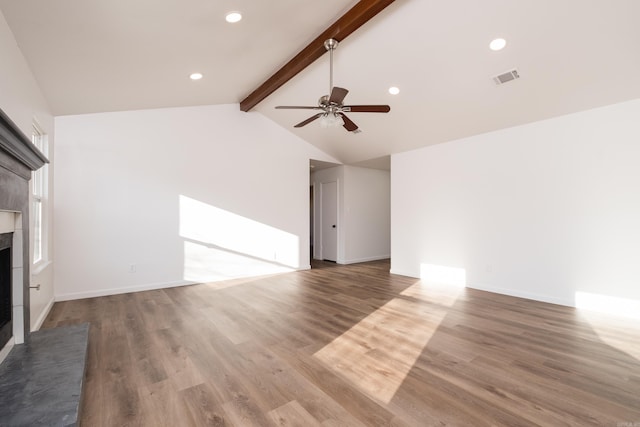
[2,0,640,165]
[0,0,358,114]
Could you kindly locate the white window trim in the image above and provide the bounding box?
[31,121,49,270]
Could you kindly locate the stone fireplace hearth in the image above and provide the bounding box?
[0,106,47,357]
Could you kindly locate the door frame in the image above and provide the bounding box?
[311,178,340,262]
[320,180,338,262]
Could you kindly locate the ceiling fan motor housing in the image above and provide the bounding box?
[319,95,330,107]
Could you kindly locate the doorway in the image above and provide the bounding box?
[320,181,338,262]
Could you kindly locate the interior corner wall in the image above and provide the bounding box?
[311,165,390,264]
[391,98,640,307]
[0,10,55,330]
[53,104,337,300]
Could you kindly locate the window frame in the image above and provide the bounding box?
[31,122,48,269]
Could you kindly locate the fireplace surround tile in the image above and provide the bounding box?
[0,212,13,233]
[12,267,23,308]
[11,231,22,269]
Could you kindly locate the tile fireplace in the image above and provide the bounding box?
[0,107,47,355]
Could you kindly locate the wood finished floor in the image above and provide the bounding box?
[43,260,640,426]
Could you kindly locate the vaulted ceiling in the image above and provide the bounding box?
[2,0,640,165]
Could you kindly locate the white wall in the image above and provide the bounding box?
[54,104,337,300]
[392,98,640,309]
[0,10,55,330]
[343,166,390,263]
[311,165,390,264]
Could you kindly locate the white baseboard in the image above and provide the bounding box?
[54,265,313,302]
[467,283,574,307]
[387,271,574,308]
[340,255,390,265]
[55,280,197,302]
[31,296,55,331]
[389,268,419,278]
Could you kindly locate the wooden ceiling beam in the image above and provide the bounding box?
[239,0,396,112]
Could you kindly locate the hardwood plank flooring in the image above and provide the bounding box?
[42,260,640,426]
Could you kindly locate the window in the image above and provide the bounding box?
[31,123,48,266]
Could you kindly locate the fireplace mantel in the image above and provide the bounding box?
[0,109,48,178]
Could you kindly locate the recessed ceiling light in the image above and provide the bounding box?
[489,38,507,51]
[225,12,242,23]
[189,73,203,80]
[388,86,400,95]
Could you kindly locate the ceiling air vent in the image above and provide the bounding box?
[493,69,520,85]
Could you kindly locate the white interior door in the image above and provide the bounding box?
[321,181,338,262]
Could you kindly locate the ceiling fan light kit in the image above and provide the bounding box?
[275,38,390,133]
[320,112,344,128]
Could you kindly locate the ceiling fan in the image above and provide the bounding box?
[275,39,390,133]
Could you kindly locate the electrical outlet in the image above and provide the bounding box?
[129,264,137,273]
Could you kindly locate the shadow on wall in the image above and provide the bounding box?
[179,195,299,283]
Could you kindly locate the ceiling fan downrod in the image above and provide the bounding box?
[324,39,339,97]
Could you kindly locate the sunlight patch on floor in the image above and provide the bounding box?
[314,263,465,403]
[402,263,466,304]
[576,291,640,360]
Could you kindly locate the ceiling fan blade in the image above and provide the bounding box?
[294,113,324,128]
[340,113,359,132]
[276,106,323,110]
[343,105,390,113]
[329,87,349,104]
